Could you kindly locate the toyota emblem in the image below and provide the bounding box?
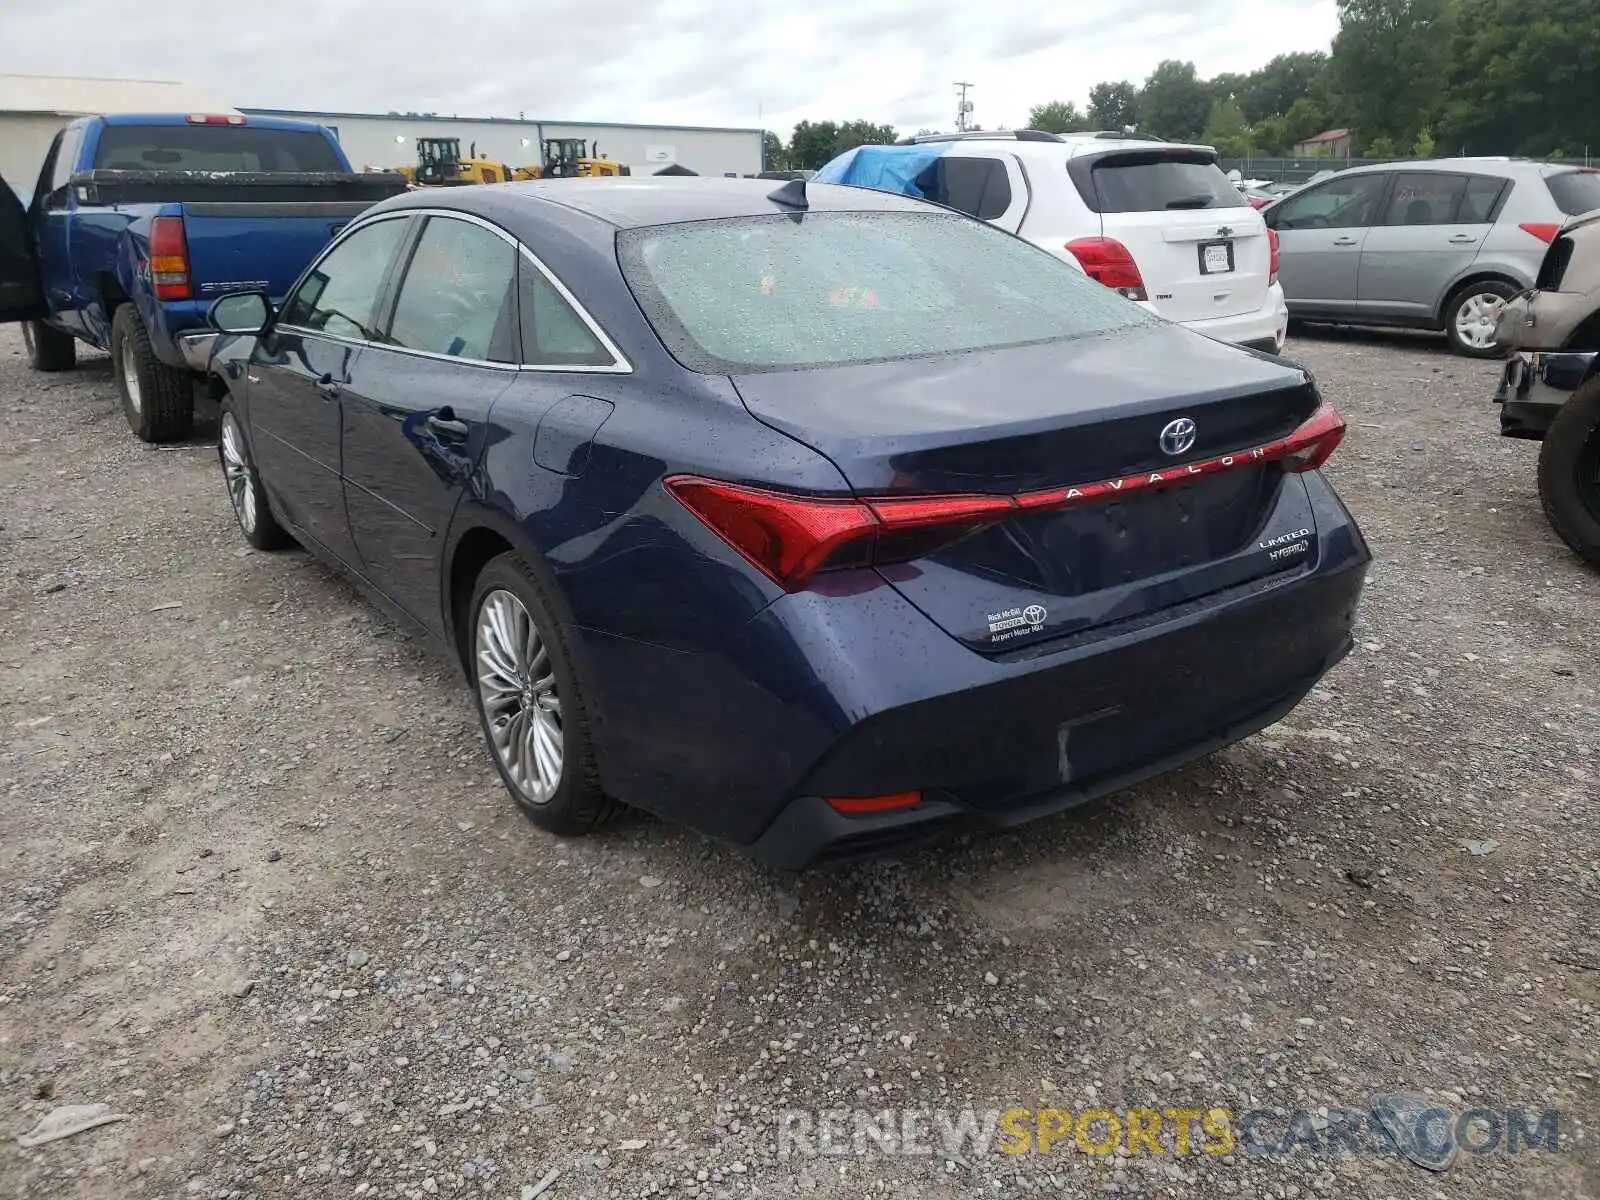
[1159,417,1197,457]
[1023,604,1047,625]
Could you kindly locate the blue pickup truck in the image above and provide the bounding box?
[0,112,408,441]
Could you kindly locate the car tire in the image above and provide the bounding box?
[111,304,193,442]
[467,551,618,836]
[22,319,76,372]
[218,400,292,551]
[1537,377,1600,569]
[1443,279,1517,359]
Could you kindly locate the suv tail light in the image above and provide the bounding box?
[148,217,191,301]
[664,403,1347,591]
[1064,237,1148,301]
[1267,227,1281,286]
[1519,222,1561,245]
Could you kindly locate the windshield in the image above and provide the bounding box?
[617,211,1155,374]
[92,125,344,173]
[1087,153,1245,213]
[1545,169,1600,217]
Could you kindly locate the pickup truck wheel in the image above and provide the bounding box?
[111,305,193,443]
[1537,377,1600,568]
[218,404,292,551]
[22,320,76,372]
[1444,280,1517,358]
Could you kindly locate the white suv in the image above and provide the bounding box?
[816,130,1289,353]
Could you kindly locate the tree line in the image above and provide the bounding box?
[767,0,1600,170]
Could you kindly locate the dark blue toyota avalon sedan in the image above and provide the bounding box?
[203,177,1370,868]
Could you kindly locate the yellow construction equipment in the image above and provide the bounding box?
[522,138,630,179]
[395,137,513,186]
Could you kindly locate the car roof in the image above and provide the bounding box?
[1335,157,1579,179]
[426,177,935,228]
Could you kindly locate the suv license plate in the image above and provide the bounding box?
[1200,241,1234,275]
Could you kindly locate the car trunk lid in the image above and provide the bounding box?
[730,323,1329,652]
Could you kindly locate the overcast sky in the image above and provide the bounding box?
[0,0,1338,134]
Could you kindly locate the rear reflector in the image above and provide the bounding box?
[1267,227,1281,286]
[665,402,1347,591]
[148,216,191,301]
[187,113,246,125]
[826,791,922,815]
[1519,222,1561,244]
[1064,236,1148,301]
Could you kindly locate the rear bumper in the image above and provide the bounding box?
[752,639,1347,869]
[1495,349,1598,440]
[580,474,1369,867]
[1161,282,1289,352]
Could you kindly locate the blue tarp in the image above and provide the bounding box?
[812,144,947,201]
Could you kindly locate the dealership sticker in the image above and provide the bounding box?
[987,604,1048,644]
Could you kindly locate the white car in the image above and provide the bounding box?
[816,130,1289,353]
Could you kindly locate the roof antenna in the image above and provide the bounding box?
[768,178,807,209]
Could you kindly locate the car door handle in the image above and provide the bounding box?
[426,412,470,442]
[314,374,341,400]
[1332,236,1358,246]
[1448,234,1479,243]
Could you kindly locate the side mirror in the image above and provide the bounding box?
[208,291,272,335]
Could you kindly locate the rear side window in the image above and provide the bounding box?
[518,256,615,367]
[617,211,1155,374]
[1459,175,1509,223]
[1078,152,1242,213]
[1545,170,1600,217]
[92,124,344,173]
[1382,172,1467,225]
[914,157,1012,220]
[385,217,518,363]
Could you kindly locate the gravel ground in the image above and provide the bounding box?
[0,322,1595,1200]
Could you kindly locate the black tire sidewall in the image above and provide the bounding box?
[110,307,152,440]
[1537,379,1600,568]
[1445,280,1517,359]
[110,305,192,442]
[467,553,599,831]
[23,319,75,372]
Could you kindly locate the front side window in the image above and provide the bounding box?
[1382,172,1468,226]
[280,217,411,340]
[1271,173,1388,231]
[384,217,518,363]
[618,211,1155,374]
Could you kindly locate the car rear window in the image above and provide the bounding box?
[92,125,344,173]
[1080,152,1245,213]
[617,211,1156,374]
[1544,170,1600,217]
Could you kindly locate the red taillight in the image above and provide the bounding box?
[186,113,246,126]
[1519,222,1561,244]
[1064,237,1148,301]
[662,476,1012,590]
[1280,402,1346,472]
[664,403,1347,591]
[1267,227,1280,286]
[148,216,191,301]
[826,791,923,816]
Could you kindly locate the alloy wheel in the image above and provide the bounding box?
[475,589,564,803]
[220,413,258,534]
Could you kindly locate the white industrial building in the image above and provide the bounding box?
[239,108,764,179]
[0,74,236,200]
[0,73,764,202]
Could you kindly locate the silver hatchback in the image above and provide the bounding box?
[1263,159,1600,357]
